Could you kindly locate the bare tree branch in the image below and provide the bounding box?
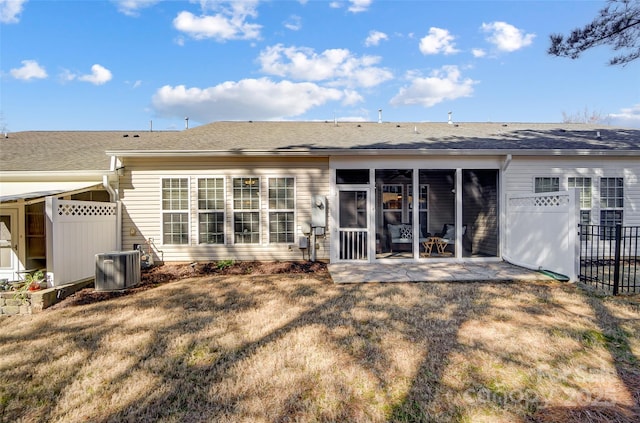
[548,0,640,66]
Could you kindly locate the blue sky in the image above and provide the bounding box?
[1,0,639,131]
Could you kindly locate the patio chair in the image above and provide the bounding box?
[436,224,469,253]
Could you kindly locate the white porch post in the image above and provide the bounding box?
[455,168,463,259]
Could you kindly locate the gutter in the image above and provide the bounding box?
[0,170,109,182]
[105,148,640,158]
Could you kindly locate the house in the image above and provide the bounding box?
[1,122,639,285]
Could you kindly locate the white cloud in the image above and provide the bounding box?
[390,65,477,107]
[328,0,370,13]
[472,48,486,58]
[173,1,261,41]
[78,64,113,85]
[10,60,47,80]
[481,21,535,52]
[151,78,343,122]
[609,103,640,128]
[112,0,159,17]
[284,14,301,31]
[59,69,76,82]
[0,0,26,24]
[419,27,459,55]
[258,44,393,88]
[348,0,371,13]
[342,89,364,106]
[364,30,388,47]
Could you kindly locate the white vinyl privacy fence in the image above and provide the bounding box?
[46,198,118,286]
[504,190,579,281]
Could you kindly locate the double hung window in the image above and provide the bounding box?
[198,178,225,244]
[568,177,592,226]
[233,177,260,244]
[268,178,295,243]
[162,178,189,244]
[534,177,559,193]
[600,177,623,238]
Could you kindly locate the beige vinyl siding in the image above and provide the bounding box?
[119,157,330,262]
[504,156,640,226]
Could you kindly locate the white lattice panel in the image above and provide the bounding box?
[508,194,570,208]
[57,202,116,217]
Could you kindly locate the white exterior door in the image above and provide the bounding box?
[0,209,19,282]
[335,187,372,262]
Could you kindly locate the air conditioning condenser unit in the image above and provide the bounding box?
[95,250,141,291]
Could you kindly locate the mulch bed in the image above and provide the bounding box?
[48,261,328,310]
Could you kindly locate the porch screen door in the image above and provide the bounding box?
[0,210,18,282]
[338,190,369,260]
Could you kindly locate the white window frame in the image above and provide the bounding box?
[568,177,592,226]
[232,176,261,244]
[411,184,429,238]
[268,177,296,244]
[161,177,190,245]
[599,177,624,234]
[381,183,404,224]
[534,176,560,193]
[197,177,226,245]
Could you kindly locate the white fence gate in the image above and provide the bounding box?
[504,190,579,281]
[46,198,118,286]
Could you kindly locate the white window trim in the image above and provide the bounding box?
[232,176,261,244]
[267,176,296,244]
[196,176,226,245]
[533,176,560,193]
[567,176,592,225]
[160,176,191,246]
[599,177,624,226]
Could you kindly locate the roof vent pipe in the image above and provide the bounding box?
[448,111,453,125]
[150,120,153,132]
[378,109,382,124]
[185,117,189,130]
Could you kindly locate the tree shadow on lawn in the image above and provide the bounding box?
[4,275,638,423]
[108,279,490,423]
[3,272,487,422]
[389,282,640,423]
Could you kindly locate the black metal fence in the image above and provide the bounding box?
[579,224,639,295]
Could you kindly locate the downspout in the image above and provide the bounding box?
[500,154,512,263]
[105,156,119,201]
[105,155,122,250]
[501,153,512,172]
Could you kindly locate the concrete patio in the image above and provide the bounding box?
[328,261,557,284]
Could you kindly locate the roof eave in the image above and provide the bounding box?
[106,148,640,158]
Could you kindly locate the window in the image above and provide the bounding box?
[600,178,623,238]
[568,177,592,226]
[534,177,559,193]
[336,169,369,184]
[198,178,225,244]
[233,177,260,243]
[162,178,189,244]
[600,177,623,208]
[269,178,295,243]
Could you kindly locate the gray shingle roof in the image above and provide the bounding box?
[1,122,638,172]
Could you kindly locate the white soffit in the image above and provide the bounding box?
[0,181,102,202]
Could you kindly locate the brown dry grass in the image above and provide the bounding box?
[0,263,638,423]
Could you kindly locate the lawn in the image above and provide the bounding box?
[1,263,639,422]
